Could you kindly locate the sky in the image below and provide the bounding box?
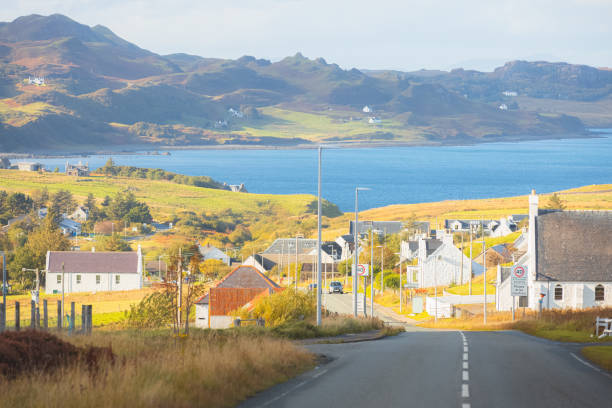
[1,0,611,72]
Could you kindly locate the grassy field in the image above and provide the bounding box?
[445,270,497,296]
[0,328,315,408]
[581,346,612,371]
[323,184,612,239]
[232,106,426,143]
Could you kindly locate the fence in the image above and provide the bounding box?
[0,300,93,335]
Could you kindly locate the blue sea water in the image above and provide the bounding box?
[34,134,612,212]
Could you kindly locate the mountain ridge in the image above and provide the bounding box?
[0,14,608,152]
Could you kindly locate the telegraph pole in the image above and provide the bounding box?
[316,146,322,326]
[370,229,374,318]
[177,248,182,331]
[61,262,65,328]
[469,227,473,296]
[482,220,487,325]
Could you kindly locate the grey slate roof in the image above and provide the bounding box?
[263,238,317,255]
[349,221,403,235]
[253,254,277,270]
[536,211,612,282]
[426,239,443,256]
[48,251,139,274]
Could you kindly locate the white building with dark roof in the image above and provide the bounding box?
[45,247,143,294]
[496,191,612,311]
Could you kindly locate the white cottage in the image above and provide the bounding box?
[414,233,484,288]
[45,247,143,294]
[496,191,612,311]
[198,244,230,265]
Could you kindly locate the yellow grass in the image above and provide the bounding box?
[323,184,612,240]
[445,271,497,295]
[0,329,315,408]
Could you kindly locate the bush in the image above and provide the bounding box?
[384,273,400,289]
[253,288,315,327]
[127,292,174,329]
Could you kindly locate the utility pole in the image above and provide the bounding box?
[61,262,65,328]
[435,256,440,322]
[369,228,374,318]
[377,245,385,294]
[399,255,403,313]
[295,235,299,289]
[482,220,487,325]
[460,234,464,285]
[177,248,182,331]
[316,146,322,326]
[469,227,473,296]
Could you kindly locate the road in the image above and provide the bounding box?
[323,292,414,325]
[241,296,612,408]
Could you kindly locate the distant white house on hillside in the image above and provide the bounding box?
[368,117,382,124]
[502,91,518,97]
[362,105,372,113]
[199,244,230,265]
[499,104,508,111]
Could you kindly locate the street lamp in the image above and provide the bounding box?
[353,187,370,317]
[377,245,385,294]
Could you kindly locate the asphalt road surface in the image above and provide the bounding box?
[240,306,612,408]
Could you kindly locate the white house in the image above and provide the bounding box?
[496,191,612,311]
[502,91,518,97]
[45,247,143,294]
[69,206,89,222]
[414,233,484,288]
[59,218,82,236]
[243,254,277,274]
[362,105,372,113]
[499,104,508,110]
[368,117,382,124]
[16,162,43,171]
[198,244,230,265]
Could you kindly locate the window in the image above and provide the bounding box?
[115,275,120,285]
[595,285,605,301]
[96,275,101,285]
[76,275,81,284]
[554,284,563,301]
[57,275,61,284]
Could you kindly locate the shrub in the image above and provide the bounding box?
[253,288,315,327]
[384,273,400,289]
[0,330,113,379]
[127,292,174,329]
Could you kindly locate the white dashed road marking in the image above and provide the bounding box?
[463,370,469,381]
[463,353,468,361]
[463,362,469,369]
[460,331,471,408]
[462,383,470,398]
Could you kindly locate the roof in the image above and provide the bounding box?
[263,238,317,255]
[349,220,403,235]
[47,251,139,274]
[252,254,277,270]
[536,211,612,282]
[425,239,443,256]
[216,265,280,289]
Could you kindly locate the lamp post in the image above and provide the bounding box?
[316,146,323,326]
[394,252,403,313]
[377,245,385,294]
[353,187,370,317]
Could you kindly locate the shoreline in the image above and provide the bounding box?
[1,130,608,159]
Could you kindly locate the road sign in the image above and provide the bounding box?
[511,265,528,296]
[357,296,365,313]
[404,283,419,289]
[356,264,369,277]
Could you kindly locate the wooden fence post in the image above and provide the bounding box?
[81,304,86,334]
[15,301,20,331]
[30,300,36,329]
[43,300,48,330]
[57,300,62,329]
[87,305,93,334]
[69,302,75,335]
[0,303,4,332]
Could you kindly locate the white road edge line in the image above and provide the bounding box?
[462,404,471,408]
[463,370,469,381]
[462,383,470,398]
[570,352,612,379]
[258,381,308,407]
[311,369,328,379]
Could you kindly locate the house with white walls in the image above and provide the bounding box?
[496,191,612,311]
[45,247,143,294]
[198,244,230,265]
[412,233,484,288]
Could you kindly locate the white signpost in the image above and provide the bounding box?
[510,265,528,320]
[356,264,369,277]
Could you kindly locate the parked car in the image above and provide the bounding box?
[307,283,318,291]
[328,281,343,294]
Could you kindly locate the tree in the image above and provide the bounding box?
[101,195,111,207]
[546,193,566,210]
[8,246,37,289]
[31,188,49,209]
[95,233,132,251]
[22,212,70,269]
[107,191,152,223]
[50,190,77,217]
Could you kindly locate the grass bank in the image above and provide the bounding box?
[0,329,314,408]
[419,307,612,343]
[581,346,612,371]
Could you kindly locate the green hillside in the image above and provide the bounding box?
[1,14,609,152]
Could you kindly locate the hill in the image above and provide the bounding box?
[1,14,610,152]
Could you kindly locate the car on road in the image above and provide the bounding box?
[307,283,317,291]
[328,281,343,294]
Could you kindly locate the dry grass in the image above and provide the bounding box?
[419,307,612,343]
[0,329,315,408]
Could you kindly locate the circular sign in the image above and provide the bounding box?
[357,264,368,276]
[513,266,525,278]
